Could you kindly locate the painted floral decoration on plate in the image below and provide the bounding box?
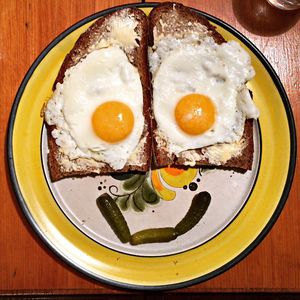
[105,168,201,212]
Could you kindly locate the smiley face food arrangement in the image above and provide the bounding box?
[43,3,259,245]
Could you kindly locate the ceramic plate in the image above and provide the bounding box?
[7,3,296,290]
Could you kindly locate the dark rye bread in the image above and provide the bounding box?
[45,8,152,181]
[149,2,255,171]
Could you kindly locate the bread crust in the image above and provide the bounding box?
[149,2,255,171]
[46,8,152,181]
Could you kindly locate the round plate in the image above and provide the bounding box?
[7,3,296,290]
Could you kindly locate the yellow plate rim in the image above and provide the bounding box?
[7,3,297,291]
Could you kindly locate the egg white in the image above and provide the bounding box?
[152,39,258,155]
[45,46,144,170]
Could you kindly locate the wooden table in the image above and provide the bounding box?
[1,0,299,296]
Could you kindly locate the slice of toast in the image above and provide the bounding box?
[44,8,151,181]
[148,2,257,171]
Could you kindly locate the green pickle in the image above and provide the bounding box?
[97,191,211,246]
[175,191,211,236]
[96,193,131,243]
[130,227,178,245]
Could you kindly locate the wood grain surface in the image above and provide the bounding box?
[1,0,299,295]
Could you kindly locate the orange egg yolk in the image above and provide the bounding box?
[175,94,216,135]
[92,101,134,143]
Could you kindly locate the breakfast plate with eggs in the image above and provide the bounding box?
[7,3,296,290]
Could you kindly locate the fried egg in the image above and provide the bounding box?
[45,46,144,170]
[151,39,259,155]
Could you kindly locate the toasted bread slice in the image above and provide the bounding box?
[44,8,151,181]
[148,2,257,171]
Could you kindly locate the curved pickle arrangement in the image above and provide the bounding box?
[96,191,211,245]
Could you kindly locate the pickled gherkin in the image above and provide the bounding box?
[96,193,131,243]
[175,191,211,236]
[130,227,178,245]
